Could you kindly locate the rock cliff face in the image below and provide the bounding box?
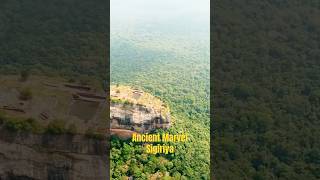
[0,76,108,180]
[110,86,170,133]
[0,129,108,180]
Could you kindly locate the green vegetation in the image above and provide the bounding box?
[0,112,42,133]
[67,123,78,135]
[0,0,107,82]
[111,98,133,106]
[213,0,320,179]
[85,127,106,140]
[19,88,33,101]
[110,17,209,179]
[20,69,30,82]
[111,137,181,179]
[0,111,104,140]
[46,119,67,134]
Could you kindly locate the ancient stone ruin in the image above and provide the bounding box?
[110,85,170,135]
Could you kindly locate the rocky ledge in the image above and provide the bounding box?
[0,129,108,180]
[110,85,170,134]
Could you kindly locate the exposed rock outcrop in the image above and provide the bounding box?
[0,130,108,180]
[110,86,170,134]
[0,76,108,180]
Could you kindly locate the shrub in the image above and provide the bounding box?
[3,117,42,133]
[25,118,42,133]
[68,78,76,83]
[19,88,33,101]
[0,112,6,125]
[4,119,21,132]
[20,69,30,82]
[46,120,66,134]
[85,127,105,140]
[67,123,77,135]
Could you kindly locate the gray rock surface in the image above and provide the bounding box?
[110,102,170,133]
[0,130,108,180]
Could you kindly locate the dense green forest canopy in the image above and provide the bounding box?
[213,0,320,179]
[110,0,210,178]
[0,0,107,80]
[111,30,210,179]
